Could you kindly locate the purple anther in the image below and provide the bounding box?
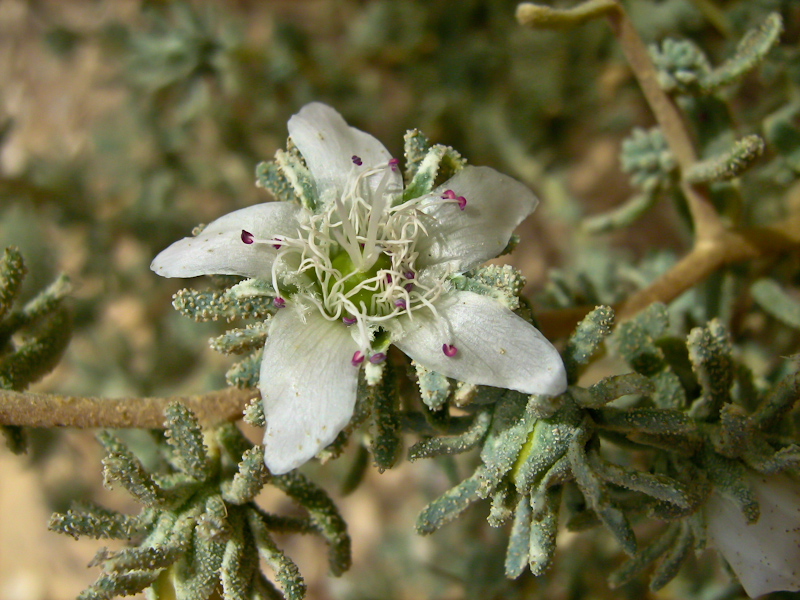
[352,155,362,166]
[241,230,254,244]
[404,283,414,292]
[272,240,282,250]
[442,344,458,357]
[457,196,467,211]
[369,352,386,364]
[351,351,365,366]
[388,158,399,171]
[342,316,357,325]
[394,299,407,309]
[273,297,285,308]
[442,189,457,200]
[385,273,393,284]
[403,270,415,280]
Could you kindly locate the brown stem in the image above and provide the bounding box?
[0,387,257,429]
[537,213,800,338]
[604,3,724,242]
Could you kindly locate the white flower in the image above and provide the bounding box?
[152,102,567,474]
[706,473,800,597]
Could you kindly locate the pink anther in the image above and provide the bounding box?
[351,351,365,366]
[241,230,254,244]
[369,352,386,364]
[442,189,457,200]
[273,297,285,308]
[457,196,467,210]
[352,155,362,166]
[442,344,458,357]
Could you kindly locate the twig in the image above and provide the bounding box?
[0,387,257,429]
[603,2,725,242]
[537,213,800,338]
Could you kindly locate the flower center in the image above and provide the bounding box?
[244,158,465,353]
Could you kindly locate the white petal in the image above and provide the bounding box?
[260,307,360,474]
[395,291,566,396]
[151,202,301,279]
[416,166,538,276]
[706,474,800,597]
[288,102,399,199]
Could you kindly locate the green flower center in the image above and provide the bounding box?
[329,248,392,317]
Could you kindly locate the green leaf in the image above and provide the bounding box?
[700,13,783,93]
[417,467,487,535]
[562,306,615,384]
[408,409,492,461]
[272,470,351,576]
[528,486,561,576]
[221,446,269,505]
[685,135,765,184]
[751,278,800,330]
[245,509,306,600]
[0,247,26,322]
[49,504,144,540]
[164,402,209,482]
[504,494,532,579]
[687,319,733,420]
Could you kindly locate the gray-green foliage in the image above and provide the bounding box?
[49,404,351,600]
[414,306,799,590]
[0,247,72,453]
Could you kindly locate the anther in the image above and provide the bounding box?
[351,351,365,366]
[388,158,399,171]
[394,299,406,309]
[241,230,254,244]
[272,240,282,249]
[403,271,415,280]
[352,155,362,166]
[369,352,386,364]
[442,344,458,357]
[273,297,285,308]
[457,196,467,210]
[342,316,356,325]
[385,273,393,284]
[404,283,414,292]
[442,189,456,200]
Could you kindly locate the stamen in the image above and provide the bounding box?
[394,299,406,309]
[241,230,254,244]
[442,190,456,200]
[272,240,282,249]
[343,316,356,325]
[273,297,285,308]
[442,344,458,357]
[388,158,399,171]
[351,351,365,366]
[404,283,414,292]
[352,155,363,166]
[403,271,415,280]
[369,352,386,364]
[457,196,467,210]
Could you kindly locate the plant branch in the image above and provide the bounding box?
[537,213,800,338]
[0,387,257,429]
[603,2,724,242]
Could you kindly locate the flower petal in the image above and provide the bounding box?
[416,166,538,276]
[151,202,301,279]
[260,307,360,474]
[706,474,800,597]
[288,102,399,200]
[395,291,566,396]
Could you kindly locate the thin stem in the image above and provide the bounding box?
[0,387,257,429]
[537,213,800,338]
[604,2,725,243]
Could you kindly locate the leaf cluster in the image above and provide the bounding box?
[49,403,351,600]
[0,246,72,453]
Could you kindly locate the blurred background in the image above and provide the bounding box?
[0,1,795,599]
